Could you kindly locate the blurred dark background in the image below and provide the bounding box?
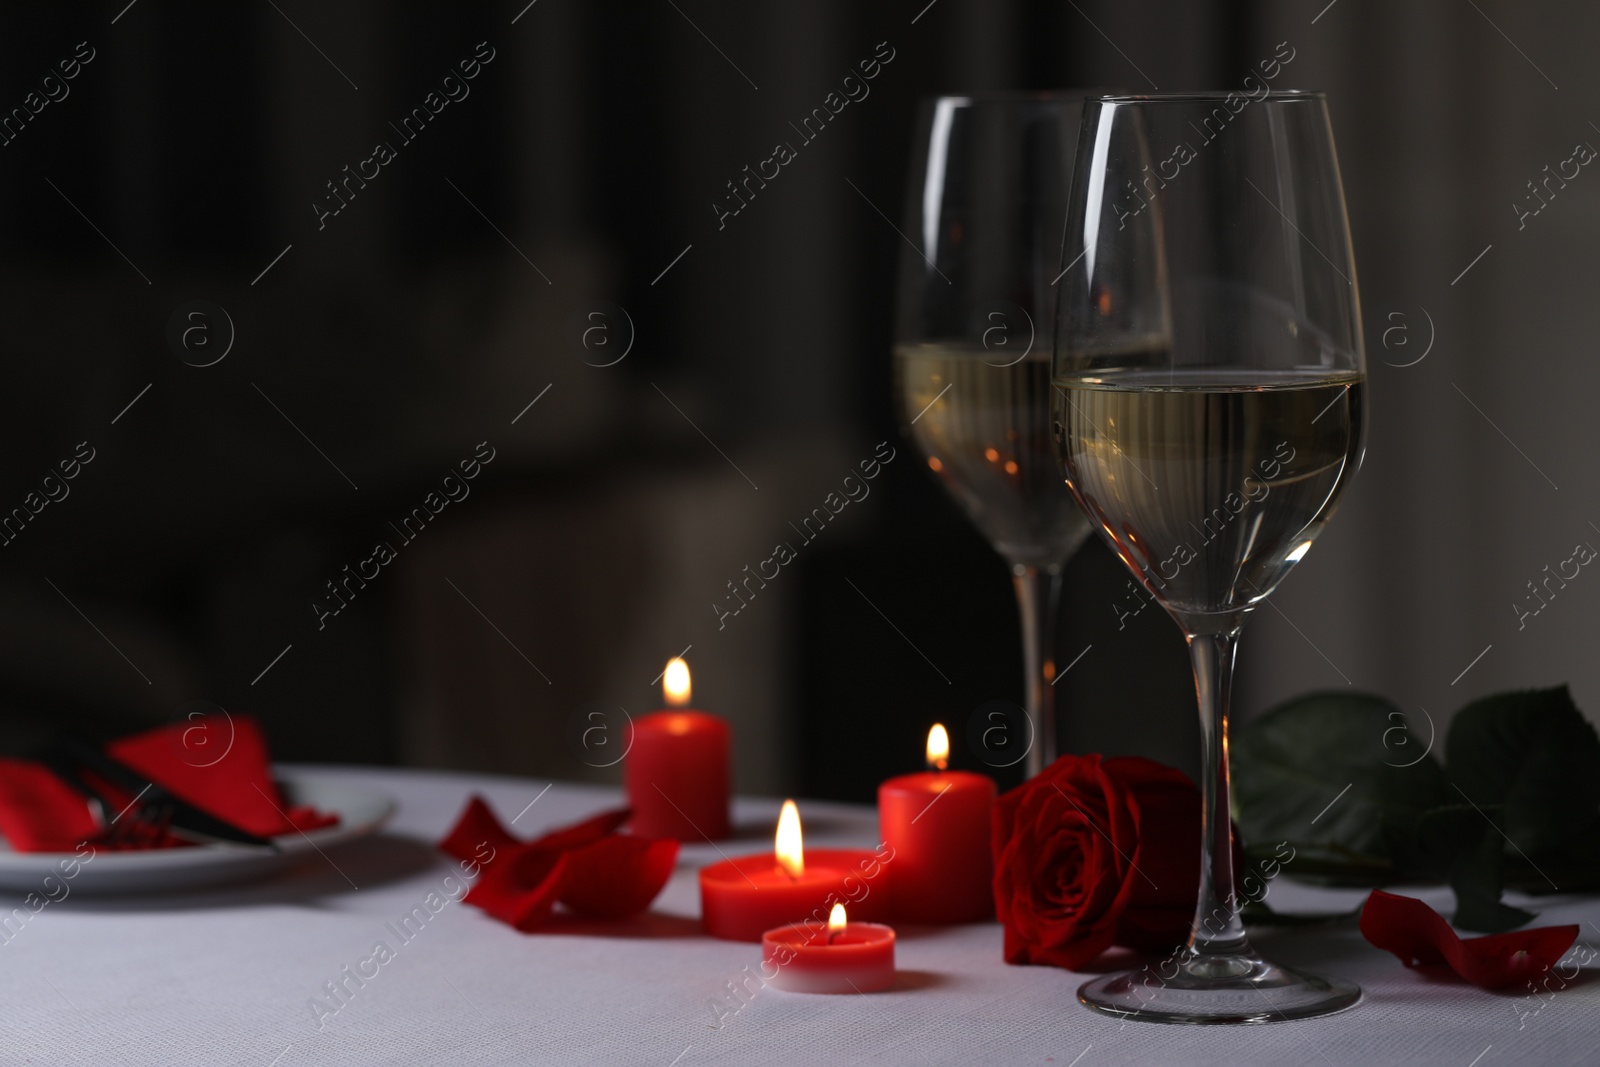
[2,1,1597,803]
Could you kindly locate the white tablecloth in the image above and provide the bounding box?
[1,766,1594,1066]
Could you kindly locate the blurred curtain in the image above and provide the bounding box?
[1240,3,1600,733]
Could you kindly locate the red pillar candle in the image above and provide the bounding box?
[761,903,896,993]
[700,800,891,941]
[878,724,997,923]
[625,658,730,840]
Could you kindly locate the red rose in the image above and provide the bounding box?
[992,754,1200,970]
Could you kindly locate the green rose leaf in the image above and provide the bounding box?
[1234,691,1450,876]
[1507,819,1600,893]
[1381,803,1487,883]
[1445,686,1600,857]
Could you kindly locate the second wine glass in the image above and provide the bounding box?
[894,93,1095,776]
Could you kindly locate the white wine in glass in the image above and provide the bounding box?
[1058,368,1363,618]
[1055,92,1367,1024]
[898,346,1090,569]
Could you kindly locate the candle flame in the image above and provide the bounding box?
[775,799,803,879]
[663,657,691,707]
[927,723,950,771]
[828,902,847,936]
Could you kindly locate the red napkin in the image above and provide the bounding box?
[0,762,99,851]
[1360,890,1579,989]
[0,714,337,852]
[438,796,677,930]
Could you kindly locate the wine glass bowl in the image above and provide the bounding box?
[897,343,1089,570]
[1058,367,1363,626]
[1055,91,1365,1023]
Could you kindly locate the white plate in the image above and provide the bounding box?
[0,777,395,895]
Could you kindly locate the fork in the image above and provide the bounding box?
[102,788,176,849]
[35,737,277,850]
[34,752,173,850]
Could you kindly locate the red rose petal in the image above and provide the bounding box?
[438,795,522,865]
[1100,756,1195,792]
[1111,758,1201,952]
[441,800,668,932]
[558,835,680,919]
[439,799,630,869]
[528,808,631,853]
[1359,890,1579,990]
[464,847,572,932]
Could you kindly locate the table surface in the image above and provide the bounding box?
[1,766,1595,1067]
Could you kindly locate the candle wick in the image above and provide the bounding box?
[828,930,839,945]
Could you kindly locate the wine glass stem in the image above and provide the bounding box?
[1185,627,1251,961]
[1013,564,1062,778]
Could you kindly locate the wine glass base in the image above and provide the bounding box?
[1077,954,1360,1025]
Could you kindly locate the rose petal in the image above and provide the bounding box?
[440,799,630,869]
[1100,756,1195,793]
[464,847,572,932]
[1360,890,1579,990]
[440,800,666,933]
[438,795,522,865]
[558,835,679,919]
[528,808,631,853]
[1112,759,1202,952]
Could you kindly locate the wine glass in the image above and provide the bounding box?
[894,94,1096,777]
[1054,91,1365,1022]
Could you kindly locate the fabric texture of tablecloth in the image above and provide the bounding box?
[0,766,1594,1066]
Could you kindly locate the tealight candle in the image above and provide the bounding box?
[699,800,890,941]
[878,724,997,923]
[625,658,730,840]
[762,903,896,994]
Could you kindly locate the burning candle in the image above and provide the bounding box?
[625,657,730,840]
[878,724,997,923]
[761,902,896,994]
[699,800,891,941]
